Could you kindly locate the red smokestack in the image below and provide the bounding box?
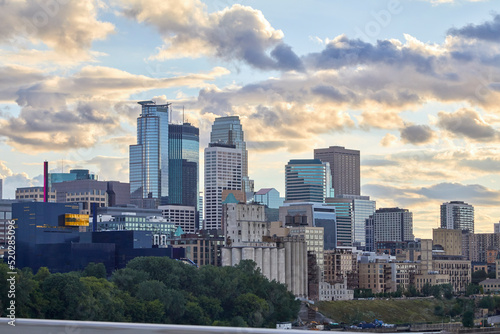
[43,161,48,202]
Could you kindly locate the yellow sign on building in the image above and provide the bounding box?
[64,214,89,226]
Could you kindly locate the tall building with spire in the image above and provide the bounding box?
[129,101,170,208]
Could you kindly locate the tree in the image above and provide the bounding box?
[466,284,481,297]
[421,283,432,297]
[111,268,150,294]
[82,262,107,279]
[472,270,487,284]
[462,310,474,328]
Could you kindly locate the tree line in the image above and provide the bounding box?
[0,258,300,328]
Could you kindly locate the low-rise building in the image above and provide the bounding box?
[480,279,500,293]
[319,277,354,301]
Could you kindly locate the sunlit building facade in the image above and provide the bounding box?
[285,159,331,203]
[440,201,474,233]
[130,101,170,208]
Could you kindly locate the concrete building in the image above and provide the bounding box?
[204,143,242,230]
[419,239,471,293]
[130,100,170,208]
[319,278,354,301]
[279,202,337,249]
[433,228,462,256]
[441,201,474,233]
[159,205,197,234]
[324,248,358,289]
[373,208,414,244]
[16,186,56,202]
[326,195,375,249]
[52,179,130,215]
[414,273,450,292]
[254,188,284,209]
[0,200,15,247]
[285,159,331,203]
[165,229,224,267]
[468,233,500,263]
[289,225,325,272]
[480,279,500,293]
[221,201,307,298]
[314,146,360,197]
[358,260,391,293]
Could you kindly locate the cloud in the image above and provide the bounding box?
[0,161,41,199]
[448,14,500,42]
[437,108,499,141]
[380,133,398,147]
[0,0,114,62]
[85,156,129,182]
[118,0,303,71]
[363,182,500,207]
[400,124,436,145]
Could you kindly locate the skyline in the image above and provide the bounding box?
[1,0,500,237]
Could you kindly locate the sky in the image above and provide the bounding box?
[0,0,500,238]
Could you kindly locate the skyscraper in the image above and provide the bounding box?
[440,201,474,233]
[314,146,360,197]
[130,101,170,208]
[204,143,242,230]
[210,116,248,177]
[373,208,414,245]
[326,195,375,249]
[285,159,331,203]
[168,122,199,209]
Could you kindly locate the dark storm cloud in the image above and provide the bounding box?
[400,124,436,145]
[437,108,498,141]
[448,14,500,43]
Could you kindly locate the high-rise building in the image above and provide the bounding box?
[440,201,474,233]
[210,116,248,177]
[326,195,375,249]
[129,101,170,208]
[168,122,199,209]
[373,208,414,244]
[204,143,242,230]
[285,159,331,203]
[0,179,2,200]
[314,146,360,197]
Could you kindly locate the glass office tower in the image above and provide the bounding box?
[168,123,199,208]
[130,101,170,208]
[285,159,331,203]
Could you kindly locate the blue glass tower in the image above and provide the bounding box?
[168,123,199,208]
[285,159,331,203]
[130,101,170,208]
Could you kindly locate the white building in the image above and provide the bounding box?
[159,205,196,234]
[319,277,354,301]
[204,143,242,230]
[373,208,414,244]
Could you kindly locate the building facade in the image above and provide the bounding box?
[254,188,284,209]
[285,159,331,203]
[168,122,199,209]
[159,205,197,234]
[314,146,360,197]
[130,101,170,208]
[204,143,242,230]
[373,208,414,244]
[16,187,56,202]
[433,228,462,256]
[440,201,474,233]
[326,195,375,249]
